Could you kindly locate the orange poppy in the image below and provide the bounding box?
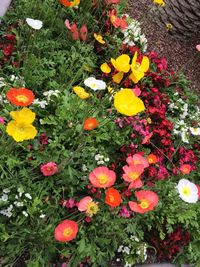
[6,88,34,107]
[60,0,80,7]
[54,219,78,242]
[105,188,121,207]
[147,154,157,164]
[83,118,99,130]
[180,164,192,175]
[129,190,159,214]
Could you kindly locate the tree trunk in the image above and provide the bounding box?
[156,0,200,39]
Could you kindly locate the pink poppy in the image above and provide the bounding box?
[89,166,116,188]
[78,196,93,211]
[40,162,58,176]
[79,24,88,41]
[126,153,149,168]
[122,164,144,189]
[196,44,200,52]
[78,196,99,216]
[129,190,159,214]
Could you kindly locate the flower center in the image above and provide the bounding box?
[111,15,116,23]
[87,202,99,216]
[16,95,29,103]
[129,172,139,180]
[98,174,108,185]
[133,160,141,165]
[139,199,149,209]
[63,227,72,237]
[182,186,191,196]
[108,195,115,203]
[19,127,25,132]
[91,83,97,89]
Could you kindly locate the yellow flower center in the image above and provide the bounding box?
[133,160,141,164]
[63,227,72,237]
[111,15,116,23]
[91,83,97,89]
[139,199,149,209]
[19,127,25,132]
[16,95,29,103]
[98,174,108,185]
[182,186,191,197]
[109,195,115,203]
[129,172,139,180]
[86,202,99,216]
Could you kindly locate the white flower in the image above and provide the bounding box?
[26,18,43,30]
[177,179,198,203]
[95,154,101,161]
[0,78,6,88]
[43,90,60,101]
[3,188,10,194]
[25,193,32,200]
[15,201,24,207]
[17,187,24,197]
[0,194,8,202]
[82,164,88,172]
[22,210,28,217]
[190,127,200,136]
[181,131,189,143]
[39,214,46,218]
[33,99,48,108]
[97,160,104,165]
[123,246,130,254]
[84,77,106,91]
[118,245,123,252]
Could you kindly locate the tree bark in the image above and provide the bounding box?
[156,0,200,39]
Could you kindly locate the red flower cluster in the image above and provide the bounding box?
[149,227,190,261]
[0,29,17,68]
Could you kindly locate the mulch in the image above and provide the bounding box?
[128,0,200,95]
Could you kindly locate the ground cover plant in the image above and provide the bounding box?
[0,0,200,266]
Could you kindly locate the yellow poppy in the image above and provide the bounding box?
[10,107,36,124]
[153,0,165,7]
[94,33,106,44]
[129,51,150,84]
[6,121,37,142]
[73,86,90,99]
[114,88,145,116]
[100,63,111,74]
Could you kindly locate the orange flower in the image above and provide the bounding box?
[180,164,192,175]
[129,190,159,214]
[83,118,99,130]
[89,166,116,188]
[109,9,127,30]
[147,154,157,164]
[6,88,34,107]
[60,0,80,7]
[105,188,121,207]
[54,220,78,242]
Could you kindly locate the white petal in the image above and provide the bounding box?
[26,18,43,30]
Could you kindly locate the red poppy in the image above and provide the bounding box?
[83,118,99,130]
[54,220,78,242]
[6,88,34,106]
[105,188,121,207]
[129,190,159,214]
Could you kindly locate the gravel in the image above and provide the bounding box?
[128,0,200,95]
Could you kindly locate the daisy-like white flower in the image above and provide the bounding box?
[177,179,198,203]
[26,18,43,30]
[190,127,200,136]
[84,77,106,91]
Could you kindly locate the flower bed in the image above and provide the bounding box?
[0,0,200,266]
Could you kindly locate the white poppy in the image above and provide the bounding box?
[26,18,43,30]
[84,77,106,91]
[190,127,200,136]
[177,179,198,203]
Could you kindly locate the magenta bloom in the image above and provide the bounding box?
[0,117,5,125]
[40,162,58,176]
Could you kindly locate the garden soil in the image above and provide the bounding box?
[128,0,200,96]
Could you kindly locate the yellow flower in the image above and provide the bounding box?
[166,23,173,30]
[111,54,130,73]
[10,107,36,124]
[129,51,150,84]
[100,63,111,74]
[6,121,37,142]
[110,54,131,84]
[6,107,37,142]
[94,33,105,44]
[153,0,165,7]
[114,89,145,116]
[73,86,90,99]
